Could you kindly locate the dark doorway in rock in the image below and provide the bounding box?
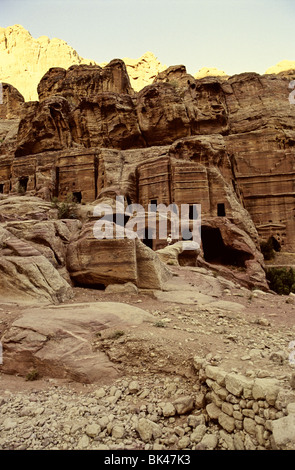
[217,203,226,217]
[269,236,281,252]
[74,281,106,290]
[72,191,82,203]
[201,226,252,268]
[0,184,3,194]
[142,227,154,249]
[18,176,28,194]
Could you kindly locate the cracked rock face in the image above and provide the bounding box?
[2,58,295,255]
[1,302,155,383]
[0,223,73,304]
[0,30,295,311]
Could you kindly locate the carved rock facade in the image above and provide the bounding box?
[1,59,295,293]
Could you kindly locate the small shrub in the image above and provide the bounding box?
[153,321,166,328]
[260,236,281,261]
[25,369,39,381]
[51,194,78,219]
[266,267,295,295]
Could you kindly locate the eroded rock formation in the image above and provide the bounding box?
[0,25,166,100]
[0,24,95,101]
[1,49,295,299]
[1,302,155,382]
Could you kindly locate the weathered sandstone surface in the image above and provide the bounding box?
[1,25,295,453]
[0,25,165,100]
[0,52,295,298]
[1,57,295,284]
[0,24,95,101]
[1,24,295,103]
[1,268,295,450]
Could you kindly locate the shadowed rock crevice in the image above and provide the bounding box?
[201,225,253,268]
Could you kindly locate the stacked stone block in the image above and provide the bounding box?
[194,357,295,449]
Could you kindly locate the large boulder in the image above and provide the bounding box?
[0,223,73,303]
[0,196,79,303]
[0,302,155,383]
[271,404,295,450]
[37,60,134,104]
[66,220,171,289]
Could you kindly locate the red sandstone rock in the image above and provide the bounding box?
[1,302,155,382]
[1,61,295,298]
[66,220,171,289]
[37,60,134,104]
[0,82,24,120]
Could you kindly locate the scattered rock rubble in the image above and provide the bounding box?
[1,367,295,451]
[1,267,295,451]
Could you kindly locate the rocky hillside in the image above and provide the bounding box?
[1,266,295,450]
[2,24,294,102]
[1,26,295,452]
[0,25,166,100]
[0,24,95,101]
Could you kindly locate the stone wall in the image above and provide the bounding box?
[193,357,295,450]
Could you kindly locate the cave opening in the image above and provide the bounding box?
[0,184,3,194]
[73,281,106,290]
[72,191,82,203]
[217,203,226,217]
[201,226,252,268]
[18,176,28,193]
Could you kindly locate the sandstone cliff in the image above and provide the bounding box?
[265,60,295,76]
[101,51,167,92]
[0,25,166,100]
[1,26,295,299]
[0,24,96,101]
[2,24,294,103]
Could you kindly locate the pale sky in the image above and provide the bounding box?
[1,0,295,76]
